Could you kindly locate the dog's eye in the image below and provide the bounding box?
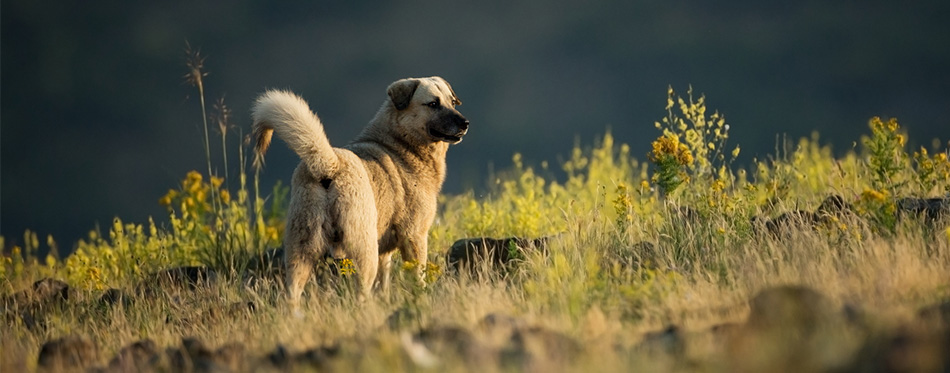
[425,99,440,108]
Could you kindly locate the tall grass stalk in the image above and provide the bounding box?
[214,97,231,189]
[184,41,217,212]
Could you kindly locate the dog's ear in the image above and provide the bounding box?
[387,79,421,110]
[434,76,462,106]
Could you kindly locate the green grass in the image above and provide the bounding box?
[2,75,949,371]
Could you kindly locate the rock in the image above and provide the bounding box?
[746,285,838,332]
[106,339,159,372]
[478,312,528,347]
[264,343,340,370]
[97,288,130,308]
[175,337,214,370]
[815,194,850,214]
[208,342,245,372]
[727,285,857,372]
[760,210,820,236]
[754,194,853,237]
[413,325,494,366]
[37,335,99,371]
[502,325,581,371]
[153,337,246,372]
[848,322,950,373]
[842,302,870,329]
[265,345,291,368]
[917,299,950,329]
[17,310,39,331]
[637,325,685,357]
[897,197,950,223]
[294,344,340,368]
[400,332,441,368]
[4,278,74,331]
[386,306,422,331]
[29,278,72,303]
[8,278,72,308]
[708,322,741,339]
[446,237,550,273]
[136,266,216,297]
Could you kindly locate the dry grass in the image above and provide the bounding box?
[4,205,947,372]
[2,65,948,371]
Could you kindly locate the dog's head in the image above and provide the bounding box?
[387,76,469,145]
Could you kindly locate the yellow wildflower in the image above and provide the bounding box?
[338,258,356,276]
[186,170,202,183]
[677,144,693,165]
[711,179,726,192]
[886,118,899,132]
[159,189,177,207]
[861,188,888,203]
[684,129,700,148]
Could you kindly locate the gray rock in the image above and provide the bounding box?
[37,335,99,371]
[446,236,549,273]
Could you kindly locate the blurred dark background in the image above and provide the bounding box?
[2,1,949,252]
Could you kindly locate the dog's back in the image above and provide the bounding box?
[250,77,467,306]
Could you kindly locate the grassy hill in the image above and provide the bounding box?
[2,88,948,372]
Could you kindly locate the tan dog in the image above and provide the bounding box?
[252,77,468,306]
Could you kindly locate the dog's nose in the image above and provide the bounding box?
[460,119,470,130]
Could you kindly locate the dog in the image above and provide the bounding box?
[252,77,469,306]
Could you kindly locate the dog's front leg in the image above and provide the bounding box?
[402,235,428,288]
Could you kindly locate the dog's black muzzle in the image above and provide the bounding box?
[428,112,469,144]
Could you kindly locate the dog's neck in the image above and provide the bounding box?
[352,104,449,179]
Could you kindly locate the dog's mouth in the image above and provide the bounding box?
[428,127,465,144]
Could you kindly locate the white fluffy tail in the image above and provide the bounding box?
[251,90,339,179]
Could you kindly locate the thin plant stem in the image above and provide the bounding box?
[184,41,218,214]
[214,97,232,190]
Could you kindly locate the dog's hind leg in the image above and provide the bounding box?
[338,203,378,299]
[350,247,378,300]
[283,183,327,311]
[283,165,330,311]
[332,151,380,298]
[285,257,312,311]
[283,223,323,311]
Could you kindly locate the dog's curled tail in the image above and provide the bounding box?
[251,89,339,178]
